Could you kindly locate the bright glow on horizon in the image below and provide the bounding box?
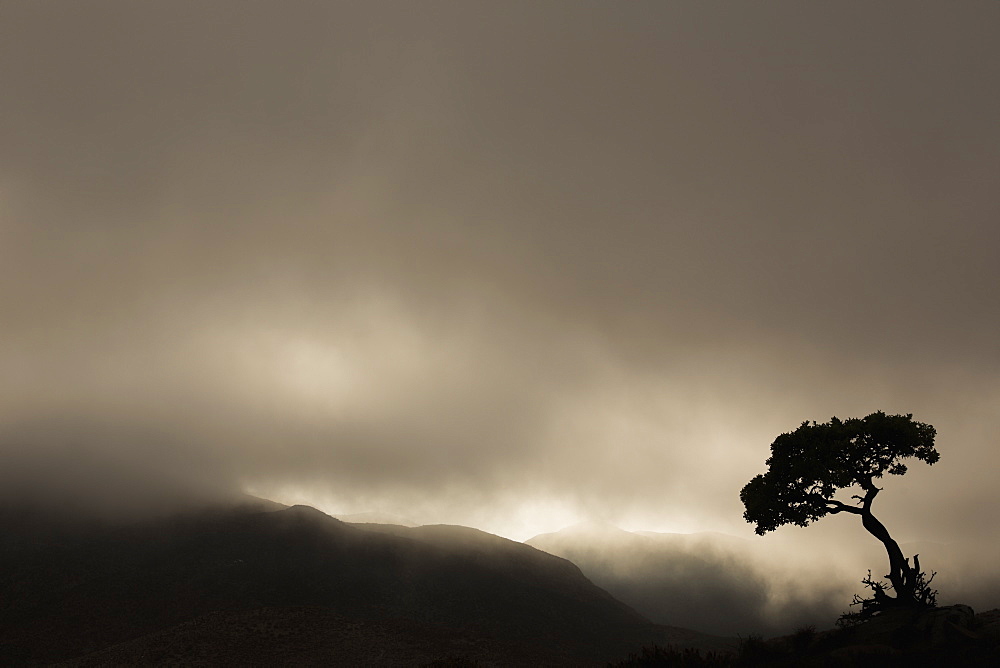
[242,483,727,542]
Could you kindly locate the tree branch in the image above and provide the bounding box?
[826,499,863,515]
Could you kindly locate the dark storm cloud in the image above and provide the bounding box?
[1,1,998,548]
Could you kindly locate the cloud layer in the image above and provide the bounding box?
[2,2,998,549]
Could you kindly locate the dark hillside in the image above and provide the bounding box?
[0,503,729,665]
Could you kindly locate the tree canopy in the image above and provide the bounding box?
[741,411,938,535]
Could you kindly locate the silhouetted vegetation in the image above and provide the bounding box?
[421,657,481,668]
[609,643,734,667]
[612,608,1000,667]
[839,567,938,627]
[741,412,940,616]
[789,625,816,652]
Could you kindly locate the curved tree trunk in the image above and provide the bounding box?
[860,509,914,603]
[856,482,920,605]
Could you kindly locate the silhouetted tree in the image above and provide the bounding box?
[740,412,939,612]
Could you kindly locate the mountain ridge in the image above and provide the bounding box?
[0,500,731,665]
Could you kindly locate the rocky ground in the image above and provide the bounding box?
[750,604,1000,666]
[614,605,1000,666]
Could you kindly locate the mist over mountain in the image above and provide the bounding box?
[336,511,418,527]
[527,522,1000,639]
[528,523,823,636]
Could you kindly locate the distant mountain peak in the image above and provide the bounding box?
[528,520,640,544]
[285,504,333,518]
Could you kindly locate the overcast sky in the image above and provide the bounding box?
[2,2,998,547]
